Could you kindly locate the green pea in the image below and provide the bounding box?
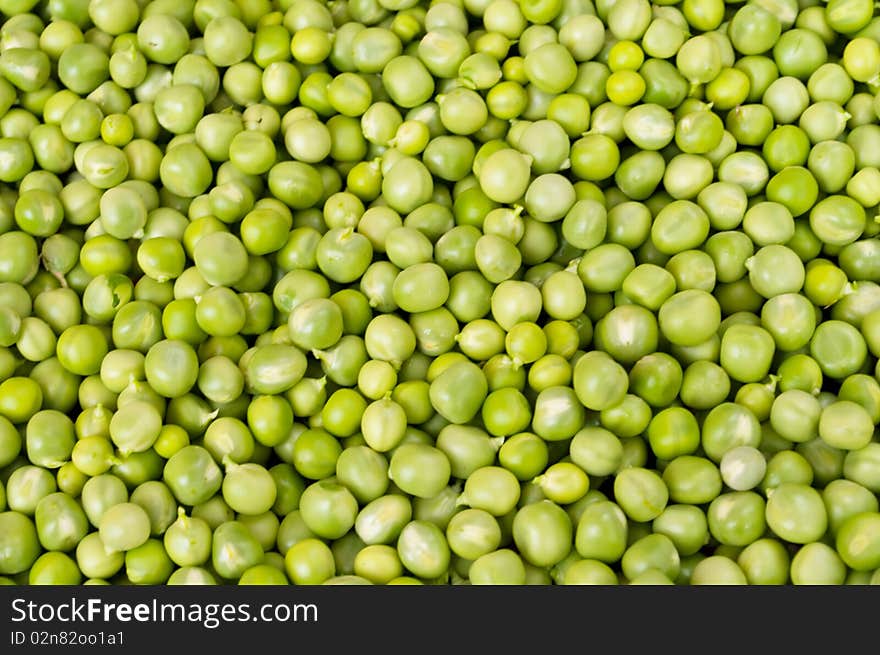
[656,290,721,348]
[495,432,546,482]
[736,538,790,585]
[613,467,668,522]
[355,494,412,546]
[281,537,334,585]
[810,320,867,380]
[647,407,700,461]
[444,508,501,562]
[212,520,264,580]
[628,353,682,409]
[807,195,866,249]
[157,143,212,199]
[111,439,167,490]
[765,391,818,449]
[29,550,82,585]
[762,482,828,545]
[843,444,880,493]
[35,492,88,552]
[220,462,276,517]
[381,55,434,108]
[524,349,569,389]
[468,548,526,584]
[700,402,763,464]
[762,450,815,493]
[235,562,287,586]
[690,555,748,585]
[512,499,572,567]
[143,339,199,398]
[808,141,855,195]
[299,480,359,540]
[438,87,488,136]
[166,566,217,585]
[6,464,56,515]
[718,324,775,384]
[163,446,223,506]
[531,462,587,505]
[790,542,846,585]
[573,499,627,563]
[620,533,680,582]
[334,446,388,505]
[389,444,451,499]
[573,350,628,411]
[596,305,659,365]
[428,360,488,425]
[461,466,520,517]
[477,147,532,204]
[837,253,880,305]
[819,400,874,451]
[76,531,124,580]
[823,479,879,535]
[396,520,450,579]
[649,504,708,557]
[98,502,151,552]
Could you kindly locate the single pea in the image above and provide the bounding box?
[843,443,880,493]
[790,542,846,585]
[34,492,88,553]
[761,293,816,352]
[461,466,520,517]
[621,533,681,582]
[613,467,668,523]
[809,195,866,246]
[468,548,527,585]
[762,450,815,494]
[647,407,700,461]
[596,305,659,365]
[144,339,199,399]
[658,290,721,347]
[735,538,790,585]
[819,401,875,451]
[512,500,572,567]
[280,537,334,585]
[571,499,627,563]
[765,482,828,544]
[503,445,556,496]
[810,320,867,380]
[649,504,708,558]
[163,446,222,506]
[353,494,412,547]
[690,555,748,585]
[719,324,776,383]
[443,508,501,562]
[98,502,151,553]
[573,351,629,411]
[220,461,276,517]
[212,520,264,581]
[6,465,57,516]
[28,550,82,585]
[388,443,451,500]
[52,324,106,377]
[628,353,683,409]
[391,519,448,580]
[299,480,358,540]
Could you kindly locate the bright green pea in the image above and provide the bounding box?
[613,467,668,522]
[512,499,572,567]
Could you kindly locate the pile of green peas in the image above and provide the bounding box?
[0,0,879,586]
